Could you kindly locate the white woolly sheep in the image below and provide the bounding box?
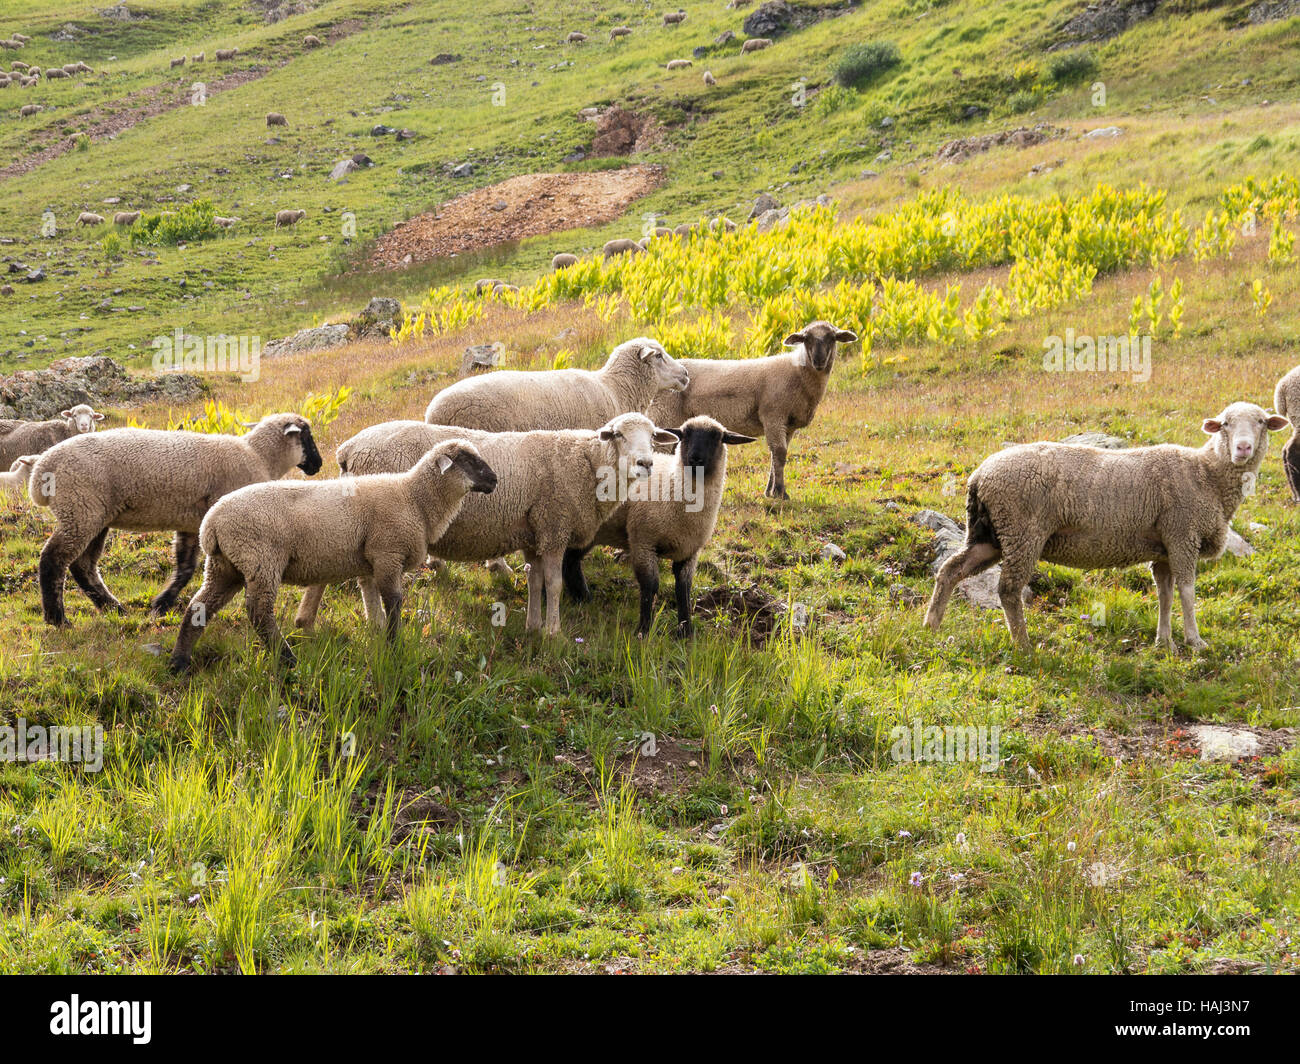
[113,210,141,226]
[169,439,497,672]
[566,32,589,43]
[275,208,306,227]
[45,68,68,79]
[742,38,773,53]
[666,59,693,70]
[610,26,632,41]
[1,455,38,501]
[649,320,856,499]
[663,10,687,26]
[20,103,41,116]
[76,212,105,226]
[169,56,185,69]
[924,402,1291,651]
[473,277,508,294]
[214,215,239,228]
[1274,364,1300,501]
[192,52,204,63]
[266,111,287,127]
[603,237,643,258]
[703,70,716,86]
[552,252,578,270]
[425,336,689,433]
[29,412,323,627]
[214,48,238,61]
[563,416,756,636]
[0,404,105,468]
[296,415,677,635]
[303,35,323,48]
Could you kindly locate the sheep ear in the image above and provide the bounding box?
[652,429,680,449]
[639,344,658,360]
[782,332,805,346]
[835,329,858,343]
[599,428,615,441]
[436,454,455,474]
[722,432,757,445]
[92,412,105,421]
[283,424,302,435]
[1202,419,1223,435]
[59,409,73,419]
[1266,415,1290,431]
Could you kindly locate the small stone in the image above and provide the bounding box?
[822,542,846,563]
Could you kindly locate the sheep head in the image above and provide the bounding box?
[785,321,858,372]
[659,416,756,476]
[598,413,678,482]
[1201,402,1289,469]
[627,337,690,393]
[60,404,105,433]
[429,439,497,494]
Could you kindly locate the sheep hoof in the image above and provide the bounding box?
[1185,637,1208,651]
[167,655,193,675]
[675,623,693,639]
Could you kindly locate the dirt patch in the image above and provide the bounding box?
[388,788,461,842]
[364,165,665,270]
[693,584,786,646]
[935,124,1065,164]
[1050,718,1294,764]
[588,106,664,157]
[556,737,707,799]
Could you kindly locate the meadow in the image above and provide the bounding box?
[0,0,1298,974]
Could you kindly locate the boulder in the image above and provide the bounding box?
[0,354,205,420]
[262,323,351,359]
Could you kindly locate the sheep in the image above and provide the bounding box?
[266,111,287,127]
[610,26,632,42]
[425,337,688,433]
[303,35,323,48]
[113,210,141,226]
[1274,364,1300,501]
[742,38,773,53]
[566,32,589,43]
[77,211,105,226]
[924,402,1291,652]
[552,252,579,270]
[192,52,205,63]
[11,61,28,71]
[19,103,40,116]
[673,222,695,237]
[169,57,186,69]
[648,320,856,499]
[45,68,69,80]
[492,282,519,295]
[214,48,238,61]
[214,215,239,228]
[1,456,38,501]
[708,216,737,233]
[703,70,716,86]
[666,59,693,70]
[0,405,105,469]
[20,77,36,88]
[0,40,20,51]
[62,63,79,74]
[473,277,508,295]
[663,10,687,26]
[275,208,306,227]
[28,66,40,77]
[12,33,30,43]
[169,439,497,672]
[603,237,644,258]
[29,412,323,627]
[563,416,756,635]
[295,415,678,636]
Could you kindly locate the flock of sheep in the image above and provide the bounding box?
[5,331,1297,670]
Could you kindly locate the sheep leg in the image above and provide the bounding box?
[1163,536,1207,649]
[994,541,1040,650]
[1283,433,1300,502]
[924,541,1001,631]
[763,422,790,500]
[243,570,294,668]
[168,558,243,673]
[523,551,543,631]
[149,532,200,617]
[632,550,660,637]
[294,584,326,630]
[541,552,564,636]
[672,556,697,637]
[562,546,593,603]
[1177,578,1206,650]
[39,523,102,627]
[369,557,406,641]
[357,578,385,629]
[68,527,123,614]
[1151,560,1175,650]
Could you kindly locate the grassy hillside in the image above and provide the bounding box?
[0,0,1298,974]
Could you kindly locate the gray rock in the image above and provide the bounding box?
[749,192,781,219]
[1188,724,1261,763]
[451,161,475,177]
[821,542,846,563]
[909,509,1027,611]
[262,323,351,359]
[0,355,205,420]
[329,158,359,182]
[459,342,503,377]
[1223,528,1254,558]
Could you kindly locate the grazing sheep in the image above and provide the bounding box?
[303,35,323,48]
[113,210,141,226]
[741,38,773,53]
[0,405,104,469]
[169,439,497,672]
[649,320,856,499]
[0,40,20,51]
[564,416,756,635]
[20,76,36,88]
[703,70,716,86]
[708,216,737,233]
[2,456,38,502]
[214,215,239,228]
[12,33,30,43]
[610,26,632,42]
[673,222,695,237]
[924,402,1290,651]
[603,237,644,258]
[214,48,238,61]
[566,32,589,43]
[425,337,689,433]
[473,277,508,295]
[492,282,519,296]
[11,61,29,71]
[29,413,323,627]
[296,415,678,635]
[275,208,306,227]
[62,63,79,74]
[1275,364,1300,501]
[28,66,40,77]
[266,111,287,127]
[46,68,69,79]
[666,59,693,70]
[663,10,687,26]
[169,57,186,69]
[552,252,579,270]
[192,52,204,63]
[76,211,105,226]
[19,103,40,116]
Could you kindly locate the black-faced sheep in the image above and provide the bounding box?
[924,402,1290,651]
[1274,364,1300,500]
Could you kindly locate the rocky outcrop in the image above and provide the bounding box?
[0,355,205,419]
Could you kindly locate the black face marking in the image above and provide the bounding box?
[680,425,725,476]
[296,423,323,475]
[454,450,498,493]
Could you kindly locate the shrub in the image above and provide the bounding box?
[831,41,901,89]
[1048,50,1098,84]
[100,232,123,260]
[128,198,219,247]
[1008,90,1038,114]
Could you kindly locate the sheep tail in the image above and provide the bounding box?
[965,475,1000,550]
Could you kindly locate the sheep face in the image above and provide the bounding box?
[599,413,678,482]
[1201,402,1289,467]
[60,404,104,433]
[784,320,858,372]
[633,339,690,392]
[661,416,757,476]
[255,414,323,474]
[434,440,498,494]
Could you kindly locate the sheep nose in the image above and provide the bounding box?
[1234,440,1254,458]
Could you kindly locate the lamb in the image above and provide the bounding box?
[303,35,323,48]
[924,402,1290,652]
[424,337,689,433]
[275,208,306,227]
[192,52,205,63]
[473,277,508,294]
[603,237,643,258]
[566,32,589,43]
[19,103,40,116]
[113,210,141,226]
[1274,364,1300,500]
[169,57,186,69]
[663,10,687,26]
[29,412,323,627]
[168,439,497,672]
[703,70,716,86]
[563,416,755,636]
[266,111,287,127]
[741,38,773,53]
[648,320,857,499]
[665,59,693,70]
[1,456,38,501]
[77,212,105,226]
[0,404,105,468]
[610,26,632,41]
[552,252,579,270]
[214,48,238,61]
[294,415,678,635]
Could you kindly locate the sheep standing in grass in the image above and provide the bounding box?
[0,405,104,468]
[266,111,287,128]
[275,208,306,227]
[113,210,140,226]
[2,456,38,501]
[29,413,322,627]
[76,212,104,226]
[214,48,238,61]
[603,237,643,258]
[169,56,185,69]
[19,103,41,116]
[566,32,589,44]
[169,439,497,672]
[703,70,716,86]
[1274,364,1300,500]
[742,38,773,53]
[303,35,323,48]
[552,252,578,270]
[294,415,677,635]
[648,320,857,499]
[610,26,632,42]
[663,10,687,27]
[563,416,756,636]
[666,59,693,70]
[924,402,1290,651]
